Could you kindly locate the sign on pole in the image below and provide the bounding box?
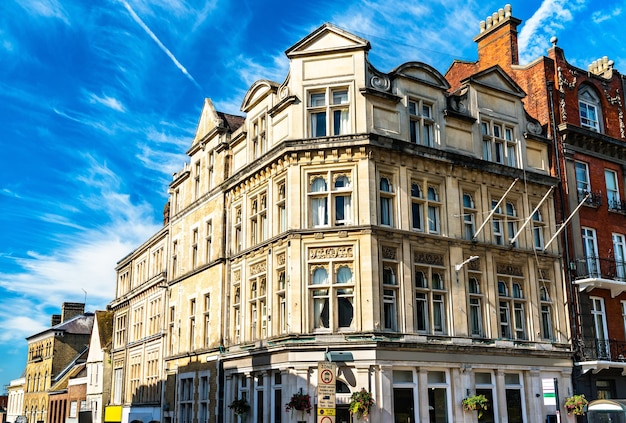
[318,361,337,423]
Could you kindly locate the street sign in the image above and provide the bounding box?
[318,360,337,423]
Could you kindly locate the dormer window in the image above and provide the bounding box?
[308,87,350,137]
[578,85,602,132]
[481,119,517,167]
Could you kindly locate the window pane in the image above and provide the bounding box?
[310,92,325,106]
[311,112,326,137]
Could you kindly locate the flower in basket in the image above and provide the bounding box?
[564,394,588,416]
[462,394,489,418]
[228,398,250,416]
[285,391,313,416]
[349,388,375,420]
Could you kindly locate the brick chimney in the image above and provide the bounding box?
[474,4,521,73]
[51,314,62,327]
[61,302,85,322]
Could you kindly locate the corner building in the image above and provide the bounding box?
[114,22,574,423]
[447,4,626,403]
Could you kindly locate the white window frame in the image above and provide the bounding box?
[309,256,355,332]
[414,262,447,335]
[380,176,395,227]
[582,227,600,277]
[605,169,621,210]
[468,273,484,337]
[613,233,626,280]
[308,87,350,137]
[308,171,353,228]
[408,98,435,147]
[579,86,602,132]
[481,119,517,167]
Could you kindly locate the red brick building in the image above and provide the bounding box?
[447,4,626,400]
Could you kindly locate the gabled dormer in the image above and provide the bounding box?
[460,65,526,99]
[285,23,370,59]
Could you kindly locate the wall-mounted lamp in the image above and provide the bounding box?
[455,256,480,284]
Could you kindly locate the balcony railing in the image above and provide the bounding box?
[577,190,603,208]
[573,257,626,282]
[578,338,626,362]
[609,198,626,214]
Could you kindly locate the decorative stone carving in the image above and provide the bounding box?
[309,246,354,259]
[526,121,542,135]
[496,263,523,276]
[277,253,285,266]
[382,246,397,260]
[250,261,267,275]
[414,252,444,266]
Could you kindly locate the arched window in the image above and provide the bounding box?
[578,85,602,132]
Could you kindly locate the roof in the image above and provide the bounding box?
[27,312,94,341]
[95,310,114,350]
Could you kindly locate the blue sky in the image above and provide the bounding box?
[1,0,624,391]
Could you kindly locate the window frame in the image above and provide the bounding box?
[307,87,350,137]
[605,169,621,210]
[308,251,355,332]
[481,118,518,167]
[414,260,448,335]
[408,98,435,147]
[578,85,602,132]
[497,275,527,340]
[379,175,395,227]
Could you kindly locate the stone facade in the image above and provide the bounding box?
[107,17,588,422]
[22,303,93,423]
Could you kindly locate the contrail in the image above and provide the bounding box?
[120,0,204,92]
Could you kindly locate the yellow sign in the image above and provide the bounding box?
[317,408,336,416]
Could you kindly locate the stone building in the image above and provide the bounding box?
[447,3,626,403]
[22,303,93,423]
[107,227,169,423]
[107,19,581,422]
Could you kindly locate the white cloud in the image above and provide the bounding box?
[519,0,588,63]
[592,7,622,24]
[87,92,126,112]
[18,0,71,25]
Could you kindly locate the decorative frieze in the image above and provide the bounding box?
[496,263,523,277]
[414,252,444,266]
[309,246,353,260]
[250,261,267,275]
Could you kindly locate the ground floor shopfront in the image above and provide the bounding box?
[221,342,574,422]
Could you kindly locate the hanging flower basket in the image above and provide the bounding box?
[285,391,312,418]
[462,394,489,418]
[228,398,250,416]
[564,394,588,416]
[349,388,375,420]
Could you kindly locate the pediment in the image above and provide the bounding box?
[463,66,525,98]
[241,80,279,113]
[391,62,450,89]
[286,23,370,58]
[193,98,223,145]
